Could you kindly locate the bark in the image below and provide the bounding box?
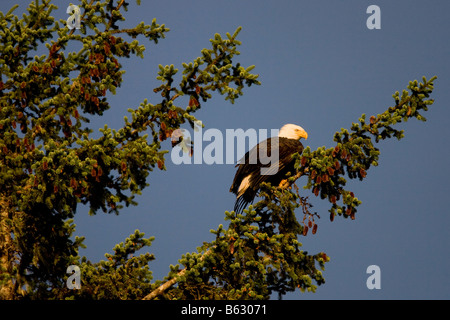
[142,269,186,300]
[142,249,213,300]
[0,199,15,300]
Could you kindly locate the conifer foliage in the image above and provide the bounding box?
[147,77,436,300]
[0,0,258,299]
[0,1,436,300]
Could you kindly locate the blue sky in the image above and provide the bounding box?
[4,0,450,299]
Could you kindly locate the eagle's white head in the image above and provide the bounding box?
[278,124,308,140]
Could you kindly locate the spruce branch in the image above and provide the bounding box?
[150,76,436,300]
[142,271,185,300]
[143,248,214,300]
[295,76,437,222]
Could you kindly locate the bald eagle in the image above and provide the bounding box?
[230,124,308,213]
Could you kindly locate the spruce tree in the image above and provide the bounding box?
[0,1,436,300]
[0,0,258,299]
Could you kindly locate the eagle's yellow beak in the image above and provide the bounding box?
[298,128,308,140]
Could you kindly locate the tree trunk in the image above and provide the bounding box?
[0,199,15,300]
